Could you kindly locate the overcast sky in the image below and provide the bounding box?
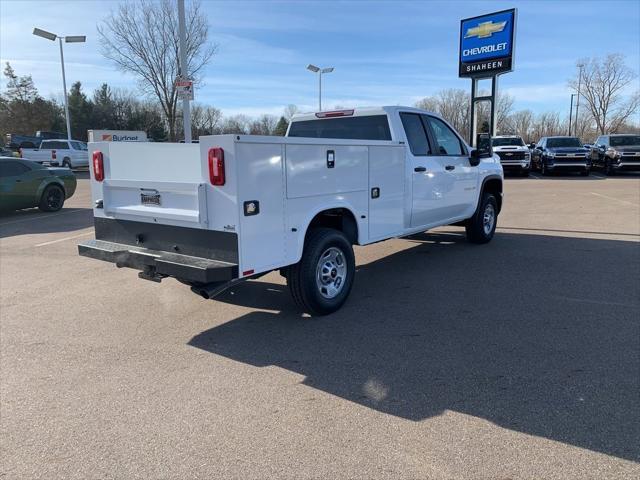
[1,0,639,119]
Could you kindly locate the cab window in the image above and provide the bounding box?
[400,113,431,156]
[426,117,464,156]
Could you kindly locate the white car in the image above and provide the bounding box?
[79,106,503,315]
[21,139,89,169]
[491,135,531,176]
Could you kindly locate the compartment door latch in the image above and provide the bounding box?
[327,150,335,168]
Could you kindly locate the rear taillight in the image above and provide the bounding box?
[208,147,225,186]
[92,151,104,182]
[51,149,57,160]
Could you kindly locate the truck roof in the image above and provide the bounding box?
[290,106,438,122]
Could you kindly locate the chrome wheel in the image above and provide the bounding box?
[315,246,347,299]
[483,203,495,236]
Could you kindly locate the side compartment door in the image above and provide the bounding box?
[237,142,286,274]
[399,112,449,228]
[368,145,405,240]
[423,115,479,221]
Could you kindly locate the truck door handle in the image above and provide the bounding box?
[414,166,426,172]
[445,165,455,171]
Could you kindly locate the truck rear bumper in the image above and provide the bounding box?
[78,239,238,283]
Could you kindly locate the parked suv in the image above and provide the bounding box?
[491,135,530,176]
[531,136,590,176]
[589,134,640,175]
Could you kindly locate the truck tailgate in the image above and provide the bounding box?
[96,142,207,228]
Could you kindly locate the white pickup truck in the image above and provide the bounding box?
[78,106,503,315]
[21,139,89,168]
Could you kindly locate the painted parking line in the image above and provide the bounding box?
[528,173,542,179]
[590,192,639,207]
[35,231,93,248]
[0,208,85,227]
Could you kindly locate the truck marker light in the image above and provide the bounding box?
[243,200,259,216]
[315,109,354,118]
[208,147,225,185]
[92,151,104,182]
[243,269,254,276]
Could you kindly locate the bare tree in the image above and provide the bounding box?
[531,111,562,140]
[98,0,215,141]
[415,89,513,136]
[221,115,250,134]
[249,114,278,135]
[510,109,534,142]
[283,104,299,120]
[569,54,639,135]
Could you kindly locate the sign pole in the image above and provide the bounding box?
[178,0,191,143]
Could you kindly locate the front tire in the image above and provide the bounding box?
[39,184,65,212]
[287,228,355,315]
[604,160,615,176]
[541,161,549,176]
[465,193,498,244]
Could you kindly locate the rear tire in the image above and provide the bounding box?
[38,184,65,212]
[287,228,355,316]
[62,158,72,169]
[465,193,498,244]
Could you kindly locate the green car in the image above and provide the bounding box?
[0,157,77,212]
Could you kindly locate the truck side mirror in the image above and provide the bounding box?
[469,148,492,166]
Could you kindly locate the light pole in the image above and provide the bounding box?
[33,28,85,141]
[177,0,191,143]
[307,64,334,111]
[575,63,585,137]
[568,93,577,136]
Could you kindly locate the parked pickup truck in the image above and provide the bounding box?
[589,134,640,175]
[531,136,591,176]
[78,107,503,315]
[21,139,89,168]
[491,135,531,176]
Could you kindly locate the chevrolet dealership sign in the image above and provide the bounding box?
[459,9,516,77]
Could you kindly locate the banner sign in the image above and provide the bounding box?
[459,9,516,78]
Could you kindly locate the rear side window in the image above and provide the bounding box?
[427,117,464,156]
[288,115,391,141]
[71,141,87,151]
[0,161,30,177]
[400,113,431,156]
[42,141,67,150]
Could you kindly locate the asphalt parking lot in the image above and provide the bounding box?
[1,171,639,479]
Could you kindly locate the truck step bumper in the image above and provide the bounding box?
[78,239,238,284]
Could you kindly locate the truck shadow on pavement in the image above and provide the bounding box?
[189,231,640,462]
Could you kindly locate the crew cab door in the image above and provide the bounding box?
[423,115,478,220]
[399,112,450,227]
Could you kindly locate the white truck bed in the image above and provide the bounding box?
[82,135,405,280]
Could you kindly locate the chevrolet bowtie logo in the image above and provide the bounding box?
[465,20,507,39]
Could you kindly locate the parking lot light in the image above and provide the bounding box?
[33,28,57,41]
[33,28,86,141]
[307,64,334,111]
